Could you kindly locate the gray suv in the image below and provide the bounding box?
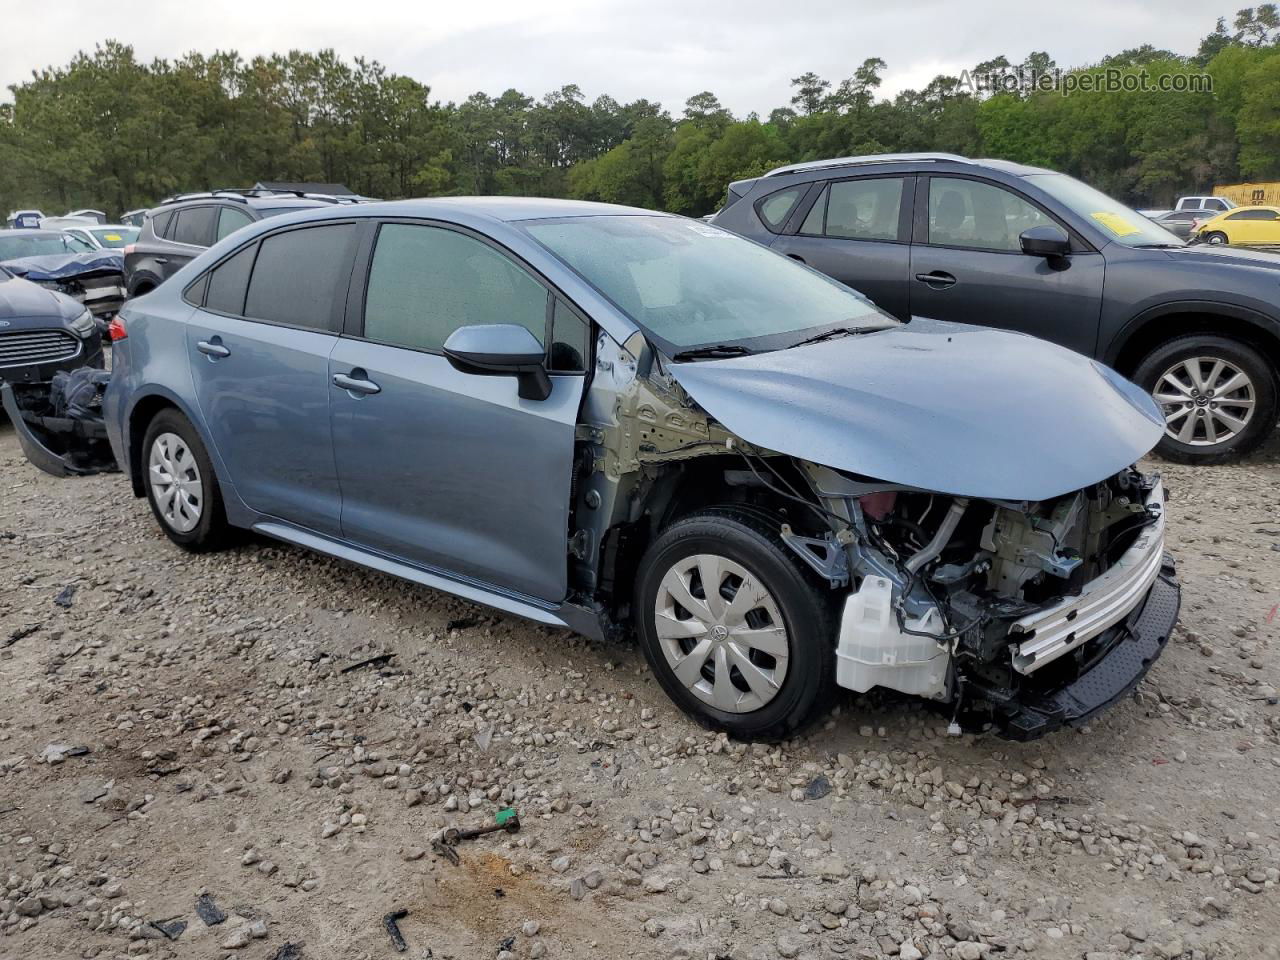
[123,190,344,296]
[713,153,1280,464]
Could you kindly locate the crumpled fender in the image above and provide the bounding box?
[664,319,1164,502]
[1,250,124,281]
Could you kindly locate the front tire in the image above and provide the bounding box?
[634,507,836,740]
[1134,335,1278,464]
[1204,231,1228,245]
[141,409,231,551]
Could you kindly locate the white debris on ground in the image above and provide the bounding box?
[1,420,1278,959]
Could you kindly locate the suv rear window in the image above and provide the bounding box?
[150,210,174,239]
[173,206,216,246]
[243,224,355,331]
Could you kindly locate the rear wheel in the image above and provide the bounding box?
[141,409,231,550]
[1135,335,1277,464]
[634,507,836,740]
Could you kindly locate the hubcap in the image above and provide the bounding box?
[148,432,203,533]
[654,553,790,714]
[1154,357,1256,446]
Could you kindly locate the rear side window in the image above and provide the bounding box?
[756,187,804,232]
[216,206,254,241]
[244,224,355,331]
[826,179,903,241]
[205,244,257,315]
[172,206,216,246]
[363,224,548,353]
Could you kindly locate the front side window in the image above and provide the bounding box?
[550,298,589,372]
[243,224,354,331]
[363,223,547,353]
[927,177,1051,252]
[524,215,895,355]
[172,206,216,246]
[216,207,254,241]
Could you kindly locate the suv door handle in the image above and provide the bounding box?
[333,372,381,396]
[154,257,169,265]
[914,271,957,289]
[196,339,230,358]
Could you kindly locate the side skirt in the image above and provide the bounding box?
[251,521,600,635]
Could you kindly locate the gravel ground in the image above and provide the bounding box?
[1,415,1278,960]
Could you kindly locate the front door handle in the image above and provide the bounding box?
[333,372,381,396]
[914,271,957,289]
[196,339,230,358]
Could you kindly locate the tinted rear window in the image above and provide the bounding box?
[173,206,216,246]
[150,210,173,239]
[205,245,257,315]
[244,225,355,331]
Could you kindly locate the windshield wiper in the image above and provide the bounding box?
[790,326,865,348]
[671,344,756,361]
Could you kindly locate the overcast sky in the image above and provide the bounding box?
[0,0,1233,114]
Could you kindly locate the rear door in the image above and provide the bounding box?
[908,175,1104,355]
[768,175,913,319]
[328,219,588,602]
[185,222,358,535]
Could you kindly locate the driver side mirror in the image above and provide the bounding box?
[1020,224,1071,258]
[443,324,552,401]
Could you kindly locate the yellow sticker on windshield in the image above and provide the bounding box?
[1089,212,1141,237]
[103,234,121,242]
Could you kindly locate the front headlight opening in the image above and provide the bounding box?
[69,309,96,339]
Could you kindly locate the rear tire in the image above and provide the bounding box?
[141,409,231,551]
[634,507,836,740]
[1134,334,1278,464]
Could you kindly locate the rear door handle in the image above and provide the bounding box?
[154,257,169,265]
[914,271,957,289]
[333,372,381,396]
[196,339,230,358]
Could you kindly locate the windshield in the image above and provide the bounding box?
[0,233,85,259]
[1025,173,1184,248]
[523,215,894,355]
[91,227,139,248]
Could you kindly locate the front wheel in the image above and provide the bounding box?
[1134,335,1278,464]
[1204,231,1229,245]
[634,507,836,740]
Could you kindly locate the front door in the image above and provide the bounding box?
[186,222,357,534]
[908,175,1105,356]
[769,175,912,320]
[329,221,587,603]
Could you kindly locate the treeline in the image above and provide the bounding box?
[3,8,1280,219]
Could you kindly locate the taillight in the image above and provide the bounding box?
[107,316,127,341]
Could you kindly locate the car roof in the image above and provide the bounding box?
[1,228,69,239]
[1214,205,1280,214]
[355,196,663,222]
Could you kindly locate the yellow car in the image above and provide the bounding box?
[1193,205,1280,245]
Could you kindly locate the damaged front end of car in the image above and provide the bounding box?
[571,321,1179,740]
[1,252,127,327]
[1,368,119,477]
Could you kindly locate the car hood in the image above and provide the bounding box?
[664,319,1164,502]
[0,274,65,321]
[0,250,124,282]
